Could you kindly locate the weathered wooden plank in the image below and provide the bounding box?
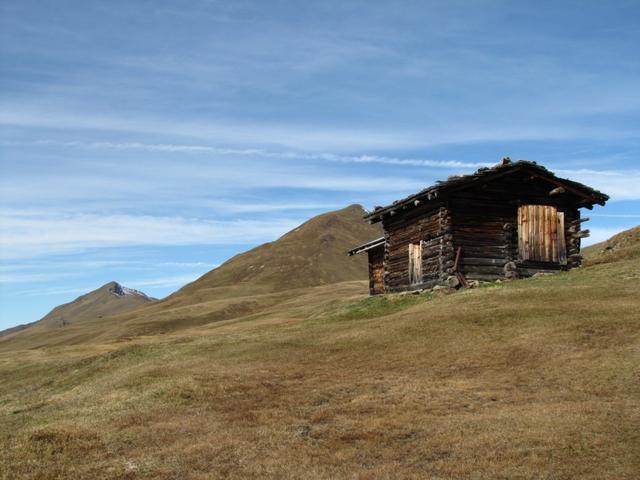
[367,246,385,295]
[528,206,534,260]
[521,205,530,260]
[517,206,524,260]
[454,235,506,247]
[517,260,563,270]
[460,257,508,266]
[550,206,558,262]
[543,206,550,261]
[408,242,423,285]
[460,265,506,275]
[517,204,565,263]
[452,245,509,255]
[557,211,567,266]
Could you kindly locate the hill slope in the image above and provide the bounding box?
[168,204,381,304]
[4,282,155,335]
[583,225,640,265]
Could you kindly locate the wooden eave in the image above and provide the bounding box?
[347,237,385,256]
[364,160,609,223]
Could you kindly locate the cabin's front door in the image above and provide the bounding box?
[409,242,423,285]
[517,205,567,264]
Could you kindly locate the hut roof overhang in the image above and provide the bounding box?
[347,237,385,256]
[364,160,609,224]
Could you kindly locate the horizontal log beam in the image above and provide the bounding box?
[460,257,508,266]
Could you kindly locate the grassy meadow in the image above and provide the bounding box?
[1,243,639,479]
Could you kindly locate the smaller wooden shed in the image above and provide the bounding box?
[349,158,608,295]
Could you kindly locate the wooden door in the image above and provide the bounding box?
[517,205,567,264]
[408,242,422,285]
[368,246,385,295]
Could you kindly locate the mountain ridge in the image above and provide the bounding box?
[0,281,155,337]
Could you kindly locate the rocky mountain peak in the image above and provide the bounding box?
[107,282,153,300]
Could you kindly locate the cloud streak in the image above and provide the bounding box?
[0,211,301,260]
[1,139,491,169]
[124,274,213,290]
[554,169,640,201]
[1,107,635,152]
[583,227,631,247]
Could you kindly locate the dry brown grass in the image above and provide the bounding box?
[1,254,639,479]
[583,225,640,266]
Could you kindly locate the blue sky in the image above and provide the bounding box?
[1,0,639,329]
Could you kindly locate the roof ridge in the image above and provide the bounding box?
[365,159,608,223]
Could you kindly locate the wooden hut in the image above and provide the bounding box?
[349,158,608,295]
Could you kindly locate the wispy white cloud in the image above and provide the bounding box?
[15,286,91,297]
[199,201,345,214]
[10,274,215,297]
[0,271,78,284]
[0,107,426,150]
[1,107,634,152]
[554,168,640,201]
[124,274,210,290]
[590,214,640,218]
[157,261,217,268]
[0,259,216,273]
[582,227,631,247]
[1,139,490,169]
[0,211,301,260]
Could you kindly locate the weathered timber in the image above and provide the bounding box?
[460,265,508,275]
[557,212,567,265]
[569,217,590,226]
[367,244,384,295]
[572,229,590,239]
[517,260,563,270]
[460,257,509,266]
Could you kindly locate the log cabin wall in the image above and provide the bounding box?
[382,203,451,292]
[367,245,385,295]
[360,161,606,293]
[449,171,582,281]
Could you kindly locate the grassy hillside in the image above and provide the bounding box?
[1,229,638,479]
[0,282,155,345]
[36,282,154,329]
[583,225,640,265]
[168,203,382,304]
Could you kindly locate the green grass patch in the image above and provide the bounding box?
[311,293,433,324]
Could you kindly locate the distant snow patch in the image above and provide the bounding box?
[110,282,152,300]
